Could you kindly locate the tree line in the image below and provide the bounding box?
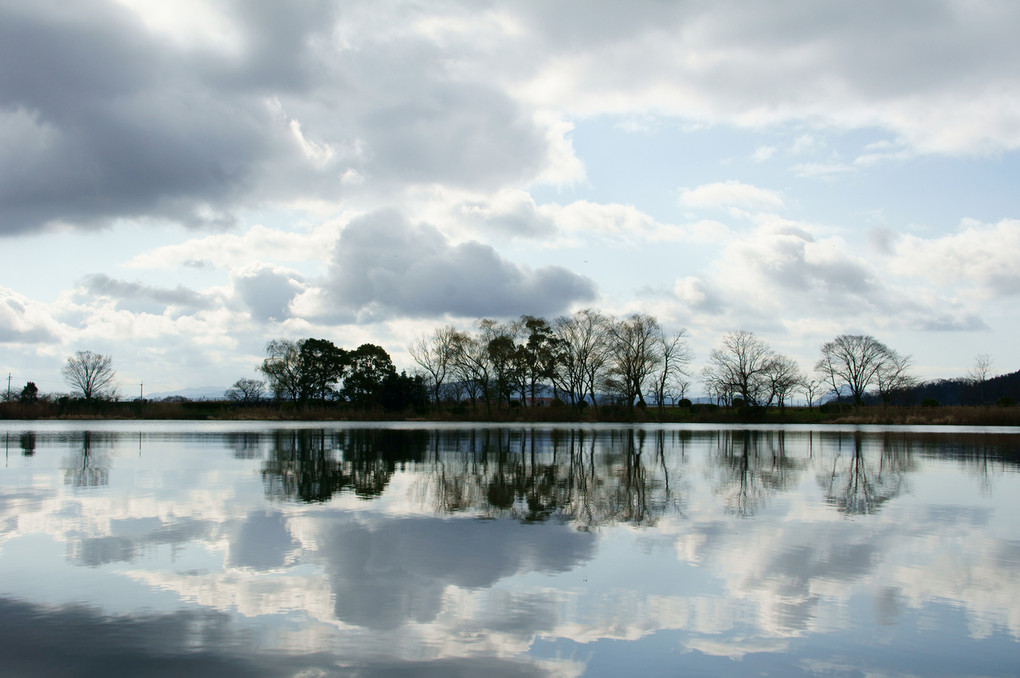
[3,311,1004,417]
[404,310,933,414]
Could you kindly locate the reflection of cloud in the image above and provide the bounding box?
[315,514,596,629]
[227,510,298,571]
[0,595,565,677]
[126,569,336,622]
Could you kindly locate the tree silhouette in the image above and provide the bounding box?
[61,351,116,401]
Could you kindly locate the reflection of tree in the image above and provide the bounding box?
[63,431,111,488]
[819,434,909,515]
[261,429,427,503]
[225,432,265,460]
[414,428,687,528]
[711,430,801,517]
[20,432,36,456]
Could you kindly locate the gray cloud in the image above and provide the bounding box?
[80,274,213,314]
[0,1,291,234]
[0,1,557,236]
[323,210,596,319]
[232,266,304,323]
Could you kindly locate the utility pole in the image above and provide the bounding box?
[140,382,143,401]
[5,373,10,402]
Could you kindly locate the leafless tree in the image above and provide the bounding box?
[450,325,493,413]
[876,349,916,405]
[260,338,303,401]
[607,313,663,411]
[554,308,613,414]
[225,378,266,404]
[409,326,457,405]
[967,353,994,404]
[651,329,694,414]
[763,354,803,411]
[801,376,824,409]
[967,353,993,384]
[702,330,776,407]
[815,334,893,406]
[61,350,117,401]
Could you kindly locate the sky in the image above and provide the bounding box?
[2,0,1019,397]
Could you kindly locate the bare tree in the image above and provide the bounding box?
[409,326,457,406]
[968,353,993,384]
[762,354,803,411]
[801,376,824,409]
[260,338,303,401]
[651,329,694,415]
[668,377,691,405]
[702,330,776,407]
[967,353,994,404]
[61,350,117,401]
[607,313,663,411]
[815,334,892,406]
[554,308,613,414]
[225,378,266,404]
[876,350,916,405]
[450,325,493,414]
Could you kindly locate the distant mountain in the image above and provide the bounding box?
[145,386,229,401]
[863,369,1019,406]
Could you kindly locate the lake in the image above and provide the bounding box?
[1,421,1019,677]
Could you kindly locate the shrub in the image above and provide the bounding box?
[997,396,1015,407]
[921,398,940,408]
[677,398,693,409]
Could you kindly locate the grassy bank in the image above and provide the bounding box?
[2,399,1019,427]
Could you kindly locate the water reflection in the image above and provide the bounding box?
[818,434,911,515]
[261,428,428,502]
[1,424,1019,676]
[709,430,802,517]
[62,431,112,488]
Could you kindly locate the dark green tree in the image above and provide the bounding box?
[298,338,348,402]
[19,381,39,404]
[343,343,396,409]
[519,315,562,405]
[381,371,428,412]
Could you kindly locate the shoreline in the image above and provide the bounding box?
[3,402,1020,428]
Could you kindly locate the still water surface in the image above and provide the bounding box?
[1,422,1019,676]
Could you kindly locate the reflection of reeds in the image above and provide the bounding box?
[828,405,1020,427]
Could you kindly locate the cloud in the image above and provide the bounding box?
[888,219,1020,298]
[515,1,1020,154]
[671,219,990,337]
[231,264,305,323]
[0,1,574,236]
[127,223,342,270]
[322,210,596,320]
[751,146,776,162]
[679,181,785,211]
[79,274,213,314]
[0,286,63,344]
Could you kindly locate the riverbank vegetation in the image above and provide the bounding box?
[2,397,1019,427]
[4,310,1017,426]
